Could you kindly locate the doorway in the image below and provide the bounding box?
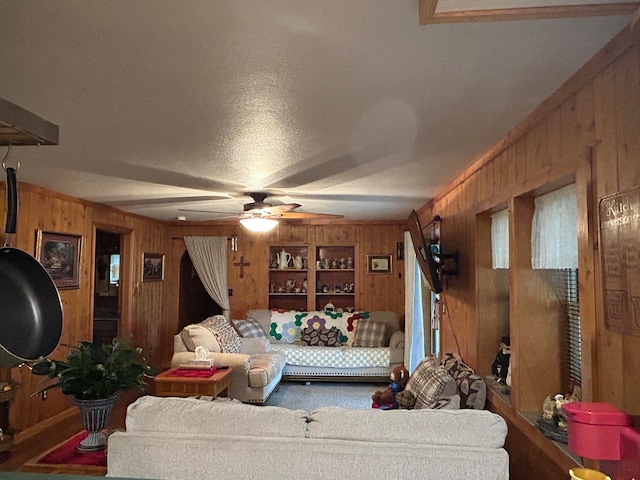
[178,251,222,330]
[93,230,121,345]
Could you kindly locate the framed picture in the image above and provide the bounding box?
[142,253,164,282]
[36,230,82,289]
[367,254,392,274]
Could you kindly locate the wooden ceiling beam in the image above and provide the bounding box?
[419,1,640,25]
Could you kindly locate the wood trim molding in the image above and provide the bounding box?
[420,1,640,25]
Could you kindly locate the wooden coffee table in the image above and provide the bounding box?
[154,367,232,398]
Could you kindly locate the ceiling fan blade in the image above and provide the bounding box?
[263,203,301,214]
[109,195,231,208]
[278,212,344,219]
[178,208,240,218]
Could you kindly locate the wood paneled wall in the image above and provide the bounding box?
[417,21,639,478]
[165,220,406,325]
[0,182,172,439]
[0,181,405,439]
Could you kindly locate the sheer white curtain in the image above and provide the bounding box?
[404,231,425,373]
[531,184,578,269]
[491,209,509,269]
[184,236,230,317]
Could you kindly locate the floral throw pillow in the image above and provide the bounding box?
[301,327,342,347]
[269,311,306,343]
[200,315,241,354]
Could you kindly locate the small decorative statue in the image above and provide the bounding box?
[491,336,510,383]
[541,380,582,435]
[372,365,410,409]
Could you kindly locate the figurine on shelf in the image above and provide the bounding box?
[285,279,296,293]
[301,279,308,293]
[491,336,510,384]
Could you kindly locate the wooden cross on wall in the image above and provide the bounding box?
[233,256,250,278]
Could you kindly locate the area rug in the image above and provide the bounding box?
[32,431,106,467]
[264,381,386,411]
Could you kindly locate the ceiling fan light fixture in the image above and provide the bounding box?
[240,216,279,233]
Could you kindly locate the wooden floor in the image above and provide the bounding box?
[0,387,148,474]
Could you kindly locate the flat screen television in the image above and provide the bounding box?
[408,210,443,294]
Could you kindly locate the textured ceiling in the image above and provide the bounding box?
[0,1,633,221]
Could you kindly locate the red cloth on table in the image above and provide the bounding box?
[166,367,218,378]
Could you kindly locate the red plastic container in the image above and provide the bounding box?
[563,402,634,461]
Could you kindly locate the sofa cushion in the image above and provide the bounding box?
[415,366,457,409]
[179,324,221,353]
[248,352,286,388]
[453,367,486,410]
[233,318,267,339]
[397,356,456,409]
[299,311,367,346]
[440,352,486,409]
[301,327,342,347]
[201,315,242,354]
[269,310,305,343]
[125,396,308,438]
[428,394,461,410]
[395,355,437,409]
[353,320,388,347]
[307,407,507,449]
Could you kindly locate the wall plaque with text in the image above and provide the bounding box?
[598,186,640,336]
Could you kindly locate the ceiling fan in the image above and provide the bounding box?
[180,192,344,232]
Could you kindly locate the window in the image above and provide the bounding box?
[491,209,509,269]
[531,184,581,385]
[109,254,120,285]
[550,268,582,384]
[531,184,578,270]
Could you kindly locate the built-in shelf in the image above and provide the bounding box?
[485,375,583,468]
[267,243,357,311]
[484,375,512,406]
[269,269,308,272]
[519,411,582,466]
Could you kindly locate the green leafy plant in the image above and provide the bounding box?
[47,337,159,400]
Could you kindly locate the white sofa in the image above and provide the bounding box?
[246,309,404,381]
[107,396,509,480]
[172,325,285,404]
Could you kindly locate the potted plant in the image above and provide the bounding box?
[46,337,158,452]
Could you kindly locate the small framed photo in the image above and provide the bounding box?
[367,254,392,274]
[36,230,82,289]
[142,253,164,282]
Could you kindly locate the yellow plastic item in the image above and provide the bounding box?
[569,468,612,480]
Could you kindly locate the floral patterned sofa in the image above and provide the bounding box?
[239,309,405,382]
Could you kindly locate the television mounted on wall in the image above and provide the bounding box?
[408,210,443,294]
